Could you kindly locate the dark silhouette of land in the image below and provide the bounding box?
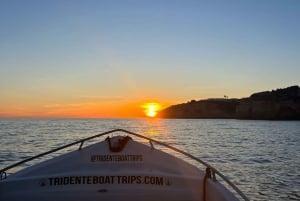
[158,86,300,120]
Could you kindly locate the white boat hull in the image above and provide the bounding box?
[0,131,243,201]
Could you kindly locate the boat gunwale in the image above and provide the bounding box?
[0,128,249,201]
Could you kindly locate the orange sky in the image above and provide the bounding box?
[0,99,172,118]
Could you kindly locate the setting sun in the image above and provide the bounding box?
[142,102,162,118]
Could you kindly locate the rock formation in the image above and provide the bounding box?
[158,86,300,120]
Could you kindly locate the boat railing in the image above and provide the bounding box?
[0,129,249,201]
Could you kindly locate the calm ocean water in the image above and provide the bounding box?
[0,118,299,200]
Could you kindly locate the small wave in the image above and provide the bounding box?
[243,158,273,164]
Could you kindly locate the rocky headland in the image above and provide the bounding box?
[158,86,300,120]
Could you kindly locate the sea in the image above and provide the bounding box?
[0,118,299,201]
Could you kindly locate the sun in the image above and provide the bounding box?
[142,102,162,118]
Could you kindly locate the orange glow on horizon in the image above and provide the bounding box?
[0,100,171,118]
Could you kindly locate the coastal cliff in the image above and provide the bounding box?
[158,86,300,120]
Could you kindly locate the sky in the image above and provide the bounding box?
[0,0,299,118]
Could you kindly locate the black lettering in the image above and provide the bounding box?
[130,176,136,184]
[87,176,92,184]
[75,176,81,184]
[150,177,155,184]
[110,176,115,184]
[54,177,60,185]
[117,176,121,184]
[47,175,167,186]
[98,176,104,184]
[93,176,98,184]
[144,176,149,184]
[82,176,86,184]
[156,177,163,186]
[70,176,75,185]
[144,176,164,185]
[136,176,142,184]
[48,178,53,186]
[104,176,110,184]
[121,176,128,184]
[90,154,143,162]
[63,177,69,185]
